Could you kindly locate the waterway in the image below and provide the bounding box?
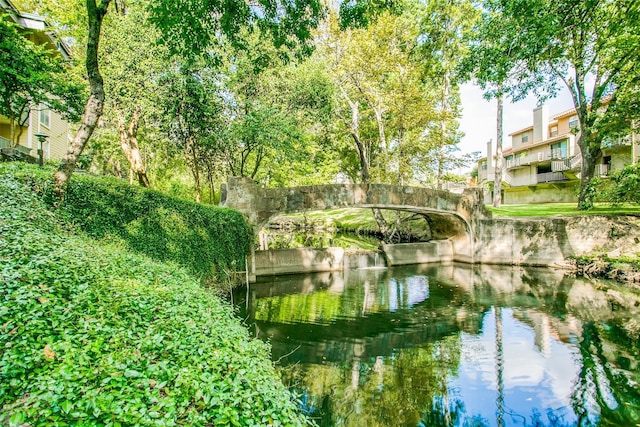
[233,263,640,427]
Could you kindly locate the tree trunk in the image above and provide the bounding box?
[437,72,451,190]
[189,137,201,203]
[493,90,504,208]
[53,0,111,195]
[577,135,599,210]
[117,107,150,187]
[206,163,215,204]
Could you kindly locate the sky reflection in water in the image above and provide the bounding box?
[235,264,640,426]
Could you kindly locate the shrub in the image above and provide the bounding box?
[607,163,640,204]
[0,171,307,426]
[1,164,252,284]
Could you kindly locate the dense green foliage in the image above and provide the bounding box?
[606,163,640,204]
[0,168,307,425]
[3,164,252,282]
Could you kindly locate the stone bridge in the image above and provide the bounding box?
[221,177,490,263]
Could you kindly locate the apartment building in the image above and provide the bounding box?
[478,104,638,204]
[0,0,72,162]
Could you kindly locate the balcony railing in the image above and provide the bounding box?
[505,157,521,169]
[552,160,569,172]
[537,172,569,183]
[570,155,582,170]
[602,135,632,148]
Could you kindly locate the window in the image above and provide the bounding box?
[550,126,558,137]
[551,141,567,158]
[521,134,529,143]
[39,105,50,128]
[568,115,579,130]
[481,161,487,170]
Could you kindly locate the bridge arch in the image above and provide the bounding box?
[221,177,489,263]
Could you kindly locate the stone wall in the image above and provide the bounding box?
[474,215,640,267]
[222,177,489,229]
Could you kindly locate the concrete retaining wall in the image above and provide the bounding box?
[253,247,344,276]
[250,216,640,279]
[381,241,453,266]
[474,215,640,267]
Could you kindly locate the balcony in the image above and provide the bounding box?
[602,135,632,148]
[505,157,521,169]
[0,136,9,149]
[537,172,569,183]
[552,160,569,172]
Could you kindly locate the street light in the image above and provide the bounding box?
[34,132,48,167]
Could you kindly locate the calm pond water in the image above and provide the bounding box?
[234,263,640,427]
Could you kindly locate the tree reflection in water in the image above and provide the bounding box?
[235,264,640,426]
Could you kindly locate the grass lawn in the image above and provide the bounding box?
[487,202,640,217]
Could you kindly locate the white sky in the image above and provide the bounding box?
[458,82,576,158]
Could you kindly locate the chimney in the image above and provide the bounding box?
[533,104,549,143]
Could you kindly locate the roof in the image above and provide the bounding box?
[508,126,533,137]
[552,108,577,120]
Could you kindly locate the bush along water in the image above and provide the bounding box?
[5,164,253,284]
[0,168,308,425]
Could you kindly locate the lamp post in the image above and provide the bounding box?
[34,132,48,167]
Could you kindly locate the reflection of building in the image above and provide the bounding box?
[478,104,638,204]
[0,0,72,161]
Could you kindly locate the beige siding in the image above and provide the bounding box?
[0,122,31,151]
[556,116,572,136]
[512,130,533,150]
[32,108,69,161]
[46,110,69,160]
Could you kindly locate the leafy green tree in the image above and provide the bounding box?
[323,8,438,185]
[98,2,169,187]
[0,14,82,147]
[161,65,225,203]
[321,6,446,241]
[418,0,478,190]
[53,0,324,193]
[459,0,526,208]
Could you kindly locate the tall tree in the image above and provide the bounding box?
[321,7,441,240]
[459,0,524,207]
[418,0,477,190]
[53,0,118,194]
[162,65,225,203]
[52,0,324,193]
[99,1,168,187]
[323,9,438,185]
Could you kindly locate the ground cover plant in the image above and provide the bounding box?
[0,169,308,425]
